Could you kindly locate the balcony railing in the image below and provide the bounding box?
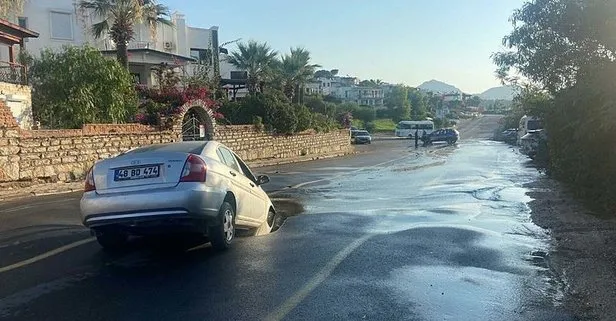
[98,39,157,51]
[0,61,27,85]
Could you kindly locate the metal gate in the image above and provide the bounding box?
[181,109,207,141]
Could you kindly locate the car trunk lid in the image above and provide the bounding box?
[93,152,190,195]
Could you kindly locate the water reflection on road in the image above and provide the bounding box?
[293,140,569,321]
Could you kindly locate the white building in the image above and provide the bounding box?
[332,86,384,107]
[1,0,221,87]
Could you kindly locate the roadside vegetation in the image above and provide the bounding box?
[494,0,616,215]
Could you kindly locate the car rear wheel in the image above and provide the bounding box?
[95,230,128,251]
[208,202,235,251]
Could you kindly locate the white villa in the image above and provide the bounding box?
[0,0,246,89]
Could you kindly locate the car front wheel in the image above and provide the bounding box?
[209,202,235,251]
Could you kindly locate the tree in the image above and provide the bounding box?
[492,0,616,94]
[408,89,427,120]
[226,40,279,94]
[79,0,173,69]
[384,85,411,121]
[279,47,320,103]
[30,46,137,128]
[359,79,382,87]
[467,95,482,107]
[494,0,616,213]
[0,0,25,19]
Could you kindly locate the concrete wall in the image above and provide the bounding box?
[0,102,352,184]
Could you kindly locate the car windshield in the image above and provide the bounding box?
[5,1,611,320]
[527,120,543,130]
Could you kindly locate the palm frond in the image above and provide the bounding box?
[91,20,110,38]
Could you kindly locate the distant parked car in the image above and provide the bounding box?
[353,130,372,144]
[80,141,277,252]
[520,129,547,159]
[500,128,519,144]
[422,128,459,145]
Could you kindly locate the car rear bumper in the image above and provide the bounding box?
[80,183,226,228]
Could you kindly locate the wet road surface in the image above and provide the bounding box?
[0,116,576,320]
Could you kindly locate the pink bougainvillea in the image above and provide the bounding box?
[135,85,222,125]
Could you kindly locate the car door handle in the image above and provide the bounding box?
[229,171,237,177]
[250,182,255,187]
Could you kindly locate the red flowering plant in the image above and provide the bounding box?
[134,84,222,126]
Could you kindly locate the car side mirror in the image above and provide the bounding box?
[256,175,270,185]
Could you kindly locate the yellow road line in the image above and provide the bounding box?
[264,234,372,321]
[0,237,95,274]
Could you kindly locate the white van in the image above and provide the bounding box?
[395,120,435,138]
[517,115,543,145]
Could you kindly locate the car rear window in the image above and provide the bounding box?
[126,142,208,155]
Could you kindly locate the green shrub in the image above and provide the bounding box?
[295,104,313,132]
[365,121,376,133]
[313,113,338,132]
[252,116,264,131]
[354,106,376,123]
[30,45,137,128]
[270,102,297,134]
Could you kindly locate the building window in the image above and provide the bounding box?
[18,17,28,28]
[190,48,212,65]
[50,11,73,40]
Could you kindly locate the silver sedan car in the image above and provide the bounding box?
[80,141,277,251]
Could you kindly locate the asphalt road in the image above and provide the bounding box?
[0,116,576,321]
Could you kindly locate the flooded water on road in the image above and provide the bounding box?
[294,139,572,320]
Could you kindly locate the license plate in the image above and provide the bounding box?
[114,165,160,181]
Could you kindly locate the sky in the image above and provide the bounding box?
[164,0,525,94]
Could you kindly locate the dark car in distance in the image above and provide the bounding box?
[422,128,459,145]
[353,130,372,144]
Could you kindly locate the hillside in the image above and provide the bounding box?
[477,86,517,100]
[417,80,463,94]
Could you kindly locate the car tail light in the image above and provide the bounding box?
[84,166,96,192]
[180,154,207,182]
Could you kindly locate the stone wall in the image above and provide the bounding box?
[216,125,352,162]
[0,82,32,130]
[17,130,178,182]
[0,102,352,184]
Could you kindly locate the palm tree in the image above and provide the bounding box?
[0,0,25,19]
[279,47,320,103]
[79,0,173,69]
[226,40,279,94]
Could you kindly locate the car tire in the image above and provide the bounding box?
[96,230,128,251]
[208,201,235,251]
[254,208,279,236]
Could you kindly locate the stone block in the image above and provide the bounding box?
[61,156,77,163]
[4,130,19,138]
[0,146,19,155]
